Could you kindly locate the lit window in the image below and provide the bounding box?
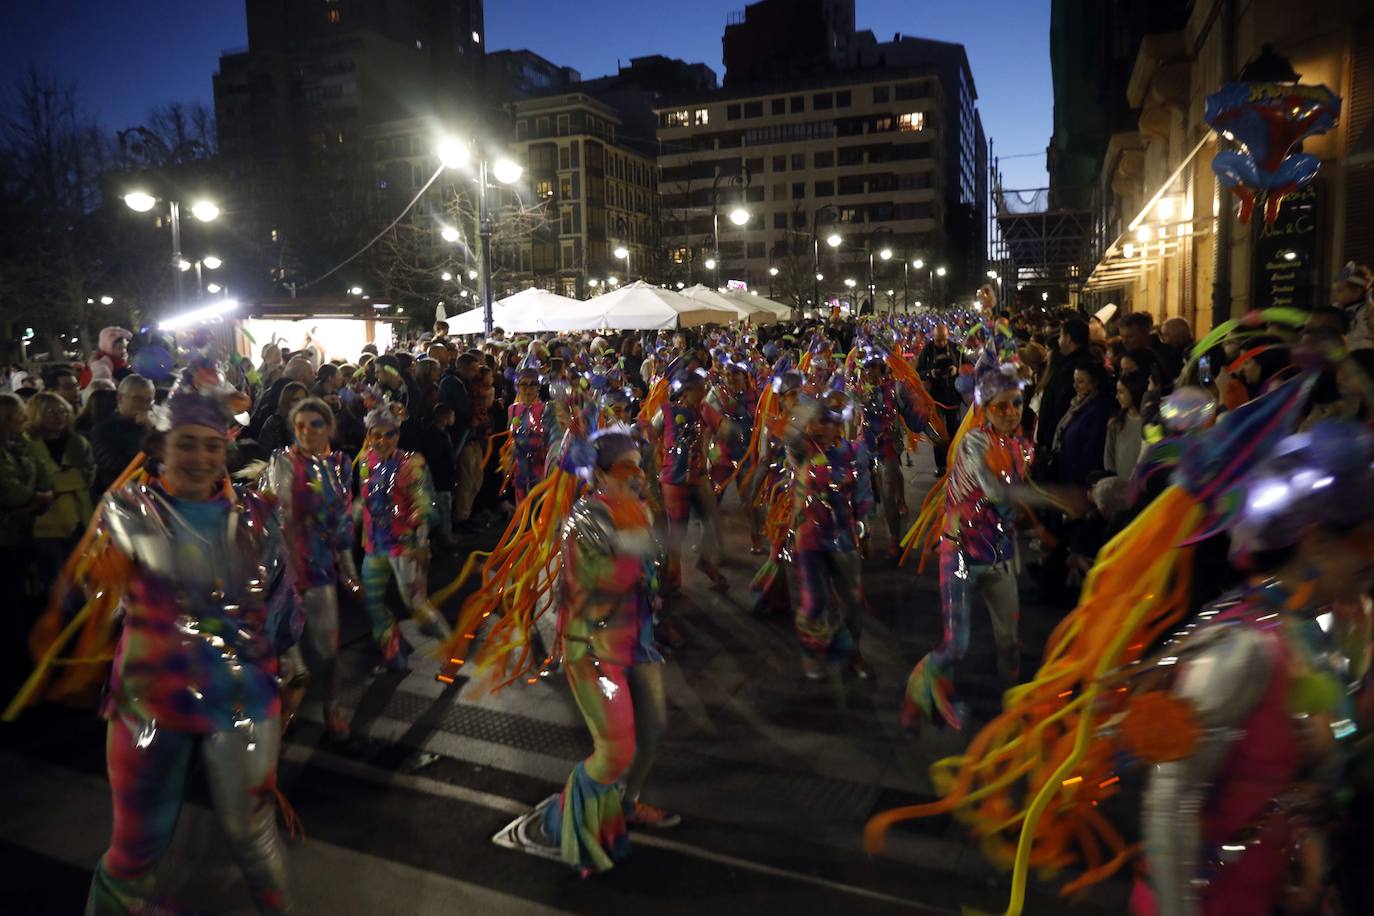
[897,112,925,132]
[694,108,709,125]
[472,31,481,44]
[535,179,554,200]
[327,8,340,23]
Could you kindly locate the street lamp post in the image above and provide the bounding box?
[124,193,220,309]
[710,162,751,290]
[866,233,893,316]
[811,203,841,312]
[438,137,523,337]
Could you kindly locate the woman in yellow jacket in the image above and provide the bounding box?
[24,391,95,586]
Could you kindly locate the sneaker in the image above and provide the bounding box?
[849,653,874,681]
[625,800,681,829]
[801,655,826,681]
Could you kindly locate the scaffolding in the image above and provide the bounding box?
[991,181,1097,296]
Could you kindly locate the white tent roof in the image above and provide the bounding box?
[679,284,778,325]
[446,287,587,335]
[723,290,793,320]
[583,281,738,330]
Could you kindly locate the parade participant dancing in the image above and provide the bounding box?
[84,388,296,913]
[506,366,560,502]
[358,402,449,670]
[651,366,730,597]
[858,353,935,557]
[902,328,1079,730]
[707,359,762,552]
[260,397,357,739]
[1136,421,1374,916]
[785,389,874,679]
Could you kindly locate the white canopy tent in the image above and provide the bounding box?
[579,281,738,330]
[724,290,793,321]
[446,287,586,335]
[679,284,777,325]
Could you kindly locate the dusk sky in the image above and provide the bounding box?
[0,0,1051,189]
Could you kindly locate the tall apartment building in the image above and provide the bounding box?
[506,93,659,298]
[657,0,987,309]
[213,0,486,300]
[656,69,952,310]
[497,56,717,298]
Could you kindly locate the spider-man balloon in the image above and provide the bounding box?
[1204,81,1339,225]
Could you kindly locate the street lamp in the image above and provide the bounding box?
[437,135,525,336]
[440,225,461,243]
[99,295,114,305]
[206,283,222,294]
[810,203,842,311]
[614,244,630,282]
[349,286,364,296]
[123,191,220,308]
[202,255,222,270]
[608,276,620,287]
[441,271,453,282]
[467,269,478,280]
[710,162,751,290]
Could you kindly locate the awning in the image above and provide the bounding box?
[1083,135,1212,293]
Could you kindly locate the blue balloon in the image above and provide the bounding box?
[131,346,174,381]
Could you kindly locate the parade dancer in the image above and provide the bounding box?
[84,389,295,914]
[358,403,449,670]
[1137,421,1374,916]
[858,354,935,557]
[902,339,1077,730]
[506,366,560,502]
[502,430,679,873]
[785,389,874,679]
[260,397,357,739]
[707,359,763,551]
[651,367,731,597]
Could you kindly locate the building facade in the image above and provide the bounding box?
[655,69,957,311]
[1081,0,1374,333]
[507,94,660,298]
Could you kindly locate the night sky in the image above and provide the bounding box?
[0,0,1050,189]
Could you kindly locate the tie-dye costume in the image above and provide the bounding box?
[86,479,295,914]
[904,423,1032,729]
[262,446,356,723]
[860,376,932,546]
[787,432,874,660]
[655,400,725,589]
[507,400,560,502]
[358,447,443,665]
[543,492,666,874]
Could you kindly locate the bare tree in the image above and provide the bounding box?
[370,181,555,313]
[0,66,112,353]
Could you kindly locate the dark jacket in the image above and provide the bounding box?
[1035,346,1096,454]
[419,424,458,491]
[258,413,292,453]
[437,369,475,446]
[246,378,290,440]
[916,340,962,405]
[1050,393,1112,485]
[91,414,147,494]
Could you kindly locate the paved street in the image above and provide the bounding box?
[2,451,1127,915]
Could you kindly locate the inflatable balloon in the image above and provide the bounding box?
[1204,81,1339,225]
[131,346,174,381]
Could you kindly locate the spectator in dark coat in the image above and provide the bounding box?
[1034,318,1095,470]
[1048,362,1113,486]
[91,375,154,493]
[419,404,457,543]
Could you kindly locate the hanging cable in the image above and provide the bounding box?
[295,164,446,292]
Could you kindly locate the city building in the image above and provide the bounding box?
[487,49,581,102]
[213,0,486,301]
[504,94,659,299]
[1079,0,1374,333]
[495,57,717,299]
[657,1,987,311]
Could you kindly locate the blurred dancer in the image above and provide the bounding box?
[358,403,449,670]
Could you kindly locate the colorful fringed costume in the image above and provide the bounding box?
[903,421,1034,729]
[652,380,727,590]
[358,418,449,667]
[858,369,934,548]
[261,444,357,730]
[785,418,873,668]
[507,399,560,502]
